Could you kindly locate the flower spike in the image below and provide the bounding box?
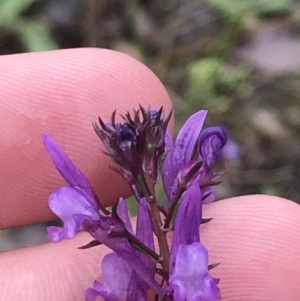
[43,106,225,301]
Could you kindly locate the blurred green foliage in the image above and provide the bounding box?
[185,57,252,113]
[255,0,292,16]
[208,0,292,19]
[0,0,57,52]
[208,0,251,22]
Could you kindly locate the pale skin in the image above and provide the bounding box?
[0,48,300,301]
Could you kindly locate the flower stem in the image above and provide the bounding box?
[142,175,170,272]
[148,194,170,271]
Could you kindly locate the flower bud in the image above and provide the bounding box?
[199,126,227,167]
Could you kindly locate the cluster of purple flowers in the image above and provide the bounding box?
[43,106,227,301]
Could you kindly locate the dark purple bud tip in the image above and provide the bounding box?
[78,240,102,249]
[115,122,137,150]
[208,262,220,270]
[150,109,158,120]
[199,126,228,167]
[201,217,213,224]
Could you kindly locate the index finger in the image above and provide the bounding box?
[0,48,173,229]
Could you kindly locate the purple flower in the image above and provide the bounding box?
[199,126,227,167]
[162,111,207,200]
[93,107,172,183]
[115,123,138,150]
[86,252,147,301]
[43,105,225,301]
[169,182,202,270]
[43,133,165,297]
[169,243,220,301]
[47,186,99,242]
[162,111,227,203]
[168,181,221,301]
[86,197,155,301]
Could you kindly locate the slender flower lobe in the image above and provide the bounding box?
[170,181,202,270]
[173,110,207,170]
[169,181,220,301]
[42,133,96,205]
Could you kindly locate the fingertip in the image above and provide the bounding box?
[202,195,300,300]
[0,232,107,301]
[0,48,173,228]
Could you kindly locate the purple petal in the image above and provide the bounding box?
[47,186,99,242]
[173,110,207,172]
[169,242,221,301]
[86,253,147,301]
[89,228,165,298]
[126,272,148,301]
[170,181,201,273]
[118,198,134,234]
[162,129,176,201]
[199,126,227,167]
[101,253,132,300]
[136,198,155,271]
[42,133,96,207]
[115,247,165,297]
[174,243,208,279]
[86,281,119,301]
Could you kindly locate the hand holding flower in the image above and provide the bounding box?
[0,49,300,301]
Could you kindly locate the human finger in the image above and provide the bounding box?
[201,194,300,301]
[0,195,299,300]
[0,48,173,229]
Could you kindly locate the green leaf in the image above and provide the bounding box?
[0,0,36,21]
